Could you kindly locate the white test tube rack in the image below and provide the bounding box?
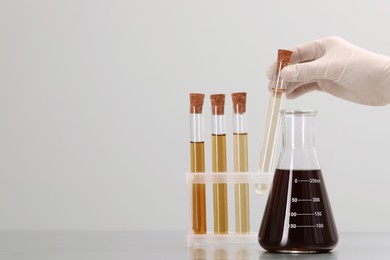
[186,171,272,247]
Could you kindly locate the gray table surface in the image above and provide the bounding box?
[0,231,388,259]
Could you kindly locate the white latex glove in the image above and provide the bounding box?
[267,36,390,106]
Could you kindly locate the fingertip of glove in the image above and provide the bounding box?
[267,80,275,92]
[286,90,299,99]
[266,64,276,80]
[281,65,298,81]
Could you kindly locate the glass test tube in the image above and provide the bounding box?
[190,93,207,234]
[232,92,250,234]
[210,94,228,234]
[255,50,293,194]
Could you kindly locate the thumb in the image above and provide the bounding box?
[281,61,328,83]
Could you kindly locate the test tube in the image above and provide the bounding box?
[190,93,207,234]
[210,94,228,234]
[232,92,250,234]
[255,50,293,194]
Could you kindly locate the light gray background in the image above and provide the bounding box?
[0,0,389,232]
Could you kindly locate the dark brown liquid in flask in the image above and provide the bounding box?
[259,169,338,253]
[258,109,338,253]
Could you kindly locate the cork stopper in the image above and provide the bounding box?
[276,49,294,73]
[231,92,246,114]
[190,93,205,114]
[210,94,225,115]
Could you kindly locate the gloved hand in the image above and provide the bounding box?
[267,36,390,106]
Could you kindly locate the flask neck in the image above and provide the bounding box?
[277,110,320,170]
[282,112,315,149]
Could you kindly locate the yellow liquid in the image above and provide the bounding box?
[233,133,250,233]
[212,134,228,234]
[190,141,206,234]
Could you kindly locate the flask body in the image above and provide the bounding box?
[258,110,338,253]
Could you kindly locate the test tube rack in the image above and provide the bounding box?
[186,171,272,247]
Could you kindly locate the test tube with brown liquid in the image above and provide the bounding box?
[232,92,250,234]
[210,94,228,234]
[189,93,207,234]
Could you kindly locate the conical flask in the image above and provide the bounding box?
[258,109,338,253]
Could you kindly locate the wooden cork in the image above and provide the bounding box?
[231,92,246,114]
[210,94,225,115]
[277,49,293,73]
[190,93,205,114]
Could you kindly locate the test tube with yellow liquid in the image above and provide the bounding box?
[256,50,293,194]
[189,93,207,234]
[210,94,228,234]
[232,92,250,234]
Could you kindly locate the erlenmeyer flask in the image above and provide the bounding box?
[258,109,338,253]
